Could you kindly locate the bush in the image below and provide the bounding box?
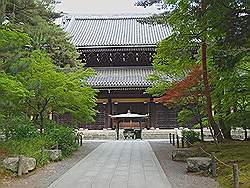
[182,130,200,144]
[44,121,78,157]
[0,115,38,140]
[0,136,53,167]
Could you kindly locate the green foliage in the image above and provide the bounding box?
[21,16,80,67]
[0,115,38,140]
[146,72,171,96]
[0,137,52,167]
[190,141,250,187]
[0,73,28,116]
[1,0,79,68]
[0,27,31,74]
[177,108,194,127]
[44,121,78,157]
[0,120,79,167]
[0,0,60,25]
[145,0,249,137]
[15,50,96,129]
[225,111,250,130]
[182,130,200,144]
[0,0,96,174]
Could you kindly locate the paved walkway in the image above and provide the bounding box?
[49,141,172,188]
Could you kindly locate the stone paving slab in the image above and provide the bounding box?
[48,141,172,188]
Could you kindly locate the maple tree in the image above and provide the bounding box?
[155,65,203,104]
[154,65,207,141]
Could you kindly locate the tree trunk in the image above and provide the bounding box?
[199,116,204,142]
[200,0,223,142]
[0,0,6,22]
[218,104,231,139]
[244,127,248,141]
[39,112,44,134]
[201,41,223,142]
[193,107,204,142]
[220,120,231,139]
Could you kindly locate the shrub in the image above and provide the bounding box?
[0,136,53,167]
[182,130,200,144]
[0,115,38,140]
[44,121,78,157]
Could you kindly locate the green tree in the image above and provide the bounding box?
[145,0,249,141]
[22,17,80,67]
[17,50,96,132]
[1,0,78,68]
[0,0,59,25]
[0,73,28,117]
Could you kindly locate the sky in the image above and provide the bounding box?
[55,0,164,16]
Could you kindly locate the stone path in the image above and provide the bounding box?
[49,141,172,188]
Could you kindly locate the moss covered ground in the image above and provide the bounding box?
[190,140,250,188]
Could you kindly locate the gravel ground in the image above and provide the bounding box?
[149,141,220,188]
[0,141,104,188]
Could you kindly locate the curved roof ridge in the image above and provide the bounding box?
[66,13,155,20]
[63,14,172,47]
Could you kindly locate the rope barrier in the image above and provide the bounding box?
[182,137,249,180]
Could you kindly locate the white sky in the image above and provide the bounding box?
[55,0,163,15]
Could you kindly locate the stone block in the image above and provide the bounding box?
[46,149,62,161]
[186,157,211,172]
[3,156,36,174]
[22,157,36,174]
[3,157,19,172]
[172,148,193,162]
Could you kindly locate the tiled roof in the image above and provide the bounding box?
[64,16,171,48]
[87,66,153,89]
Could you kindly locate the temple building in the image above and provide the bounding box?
[61,15,178,130]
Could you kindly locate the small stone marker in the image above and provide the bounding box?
[186,157,211,172]
[46,149,62,161]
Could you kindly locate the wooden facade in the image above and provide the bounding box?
[59,15,178,129]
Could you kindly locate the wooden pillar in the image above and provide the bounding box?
[139,121,142,140]
[107,98,112,129]
[149,98,156,128]
[117,120,120,140]
[146,102,150,129]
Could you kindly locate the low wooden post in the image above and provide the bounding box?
[176,135,179,148]
[181,137,184,148]
[211,152,217,177]
[233,163,239,188]
[169,133,172,143]
[172,134,175,146]
[80,134,83,146]
[17,155,23,176]
[77,135,79,145]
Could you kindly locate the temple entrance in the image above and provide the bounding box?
[115,102,147,115]
[112,102,149,131]
[111,110,148,140]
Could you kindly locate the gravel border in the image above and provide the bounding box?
[149,141,220,188]
[0,141,104,188]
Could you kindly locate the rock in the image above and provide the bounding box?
[3,157,19,172]
[46,149,62,161]
[22,157,36,174]
[186,157,211,172]
[3,156,36,174]
[172,148,193,162]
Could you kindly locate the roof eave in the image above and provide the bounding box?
[92,86,151,90]
[76,44,157,49]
